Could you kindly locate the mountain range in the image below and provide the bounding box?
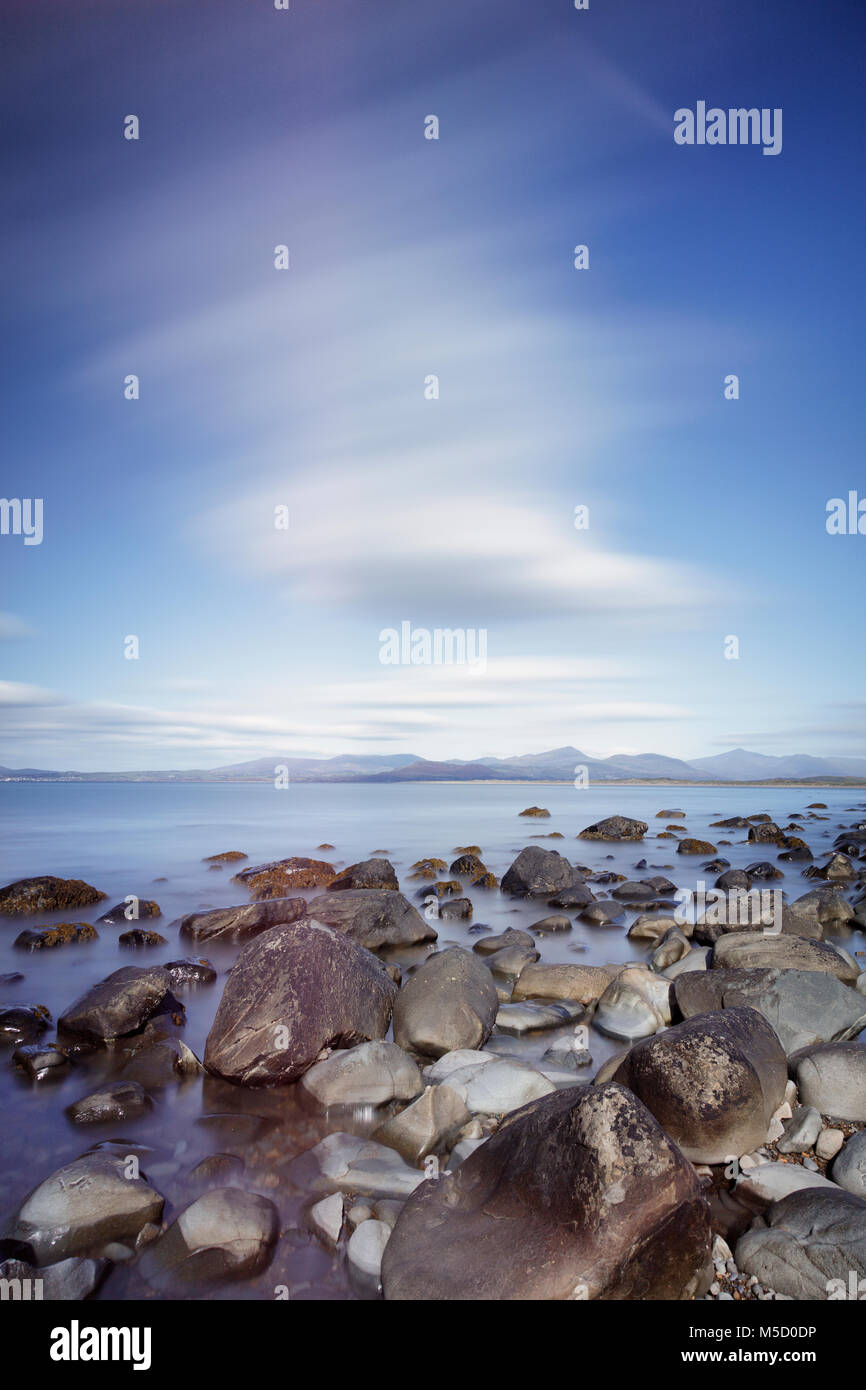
[2,747,866,784]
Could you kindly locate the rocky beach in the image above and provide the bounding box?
[0,785,864,1302]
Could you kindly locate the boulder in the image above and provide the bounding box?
[790,1042,866,1121]
[677,839,718,856]
[519,807,550,817]
[628,913,689,943]
[14,923,98,951]
[373,1085,471,1163]
[381,1083,711,1300]
[831,1130,866,1198]
[0,1255,104,1301]
[500,847,584,897]
[0,1003,51,1046]
[673,968,866,1054]
[578,816,647,842]
[119,929,167,948]
[736,1188,866,1300]
[98,899,162,925]
[579,900,625,926]
[512,962,615,1004]
[141,1188,279,1288]
[327,858,399,891]
[301,890,436,950]
[58,966,176,1046]
[786,886,855,932]
[594,966,671,1041]
[9,1153,164,1265]
[65,1081,153,1125]
[438,1057,556,1114]
[712,933,858,983]
[204,919,397,1085]
[392,948,499,1058]
[472,928,535,955]
[233,856,336,898]
[528,914,572,934]
[449,853,486,876]
[300,1041,422,1107]
[179,897,305,944]
[0,876,106,916]
[288,1132,426,1200]
[164,958,217,987]
[611,1007,787,1162]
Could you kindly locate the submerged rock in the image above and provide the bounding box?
[0,876,106,917]
[288,1132,426,1200]
[301,890,436,950]
[204,919,397,1086]
[381,1083,712,1300]
[98,900,162,925]
[179,897,305,945]
[14,923,98,951]
[0,1003,51,1046]
[327,858,399,891]
[9,1153,164,1265]
[233,856,336,898]
[58,966,177,1046]
[578,816,647,842]
[141,1188,279,1289]
[501,847,586,898]
[164,958,217,987]
[65,1080,153,1125]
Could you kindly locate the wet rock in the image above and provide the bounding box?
[472,928,535,955]
[693,890,785,946]
[831,1129,866,1197]
[179,896,306,945]
[188,1154,245,1187]
[579,900,625,926]
[471,871,499,889]
[9,1153,164,1264]
[233,856,336,898]
[628,913,690,942]
[495,1000,583,1035]
[288,1132,426,1200]
[546,883,595,909]
[436,1056,556,1114]
[673,968,866,1054]
[123,1036,202,1089]
[58,966,177,1046]
[484,944,539,982]
[743,861,783,881]
[381,1083,711,1300]
[716,869,751,892]
[736,1188,866,1300]
[594,967,671,1041]
[327,858,399,891]
[204,919,397,1086]
[119,928,167,948]
[748,822,784,845]
[202,851,247,863]
[519,806,550,817]
[677,839,718,856]
[98,900,162,925]
[501,847,586,898]
[0,876,106,917]
[141,1188,279,1288]
[512,962,614,1005]
[0,1003,51,1046]
[300,1041,422,1107]
[164,958,217,987]
[650,926,691,971]
[712,933,859,983]
[578,816,647,842]
[392,947,498,1058]
[790,1042,866,1121]
[610,881,658,901]
[347,1218,390,1293]
[373,1084,470,1163]
[65,1080,153,1125]
[12,1043,70,1082]
[14,922,98,951]
[786,886,855,933]
[611,1007,787,1162]
[657,809,685,819]
[307,1192,344,1249]
[301,890,436,950]
[450,853,486,876]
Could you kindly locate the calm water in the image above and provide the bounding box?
[0,781,863,1300]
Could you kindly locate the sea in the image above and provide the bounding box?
[0,781,863,1299]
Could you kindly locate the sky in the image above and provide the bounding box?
[1,0,864,770]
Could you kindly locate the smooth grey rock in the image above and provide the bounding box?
[10,1153,163,1265]
[300,1041,422,1107]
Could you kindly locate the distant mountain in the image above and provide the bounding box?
[2,747,866,784]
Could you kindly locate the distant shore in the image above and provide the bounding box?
[3,776,866,789]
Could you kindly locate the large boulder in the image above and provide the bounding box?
[712,932,858,982]
[327,858,399,891]
[381,1083,712,1300]
[300,1041,422,1107]
[786,886,855,933]
[611,1008,787,1162]
[179,897,305,944]
[233,856,336,898]
[500,847,585,898]
[203,919,397,1085]
[0,876,106,916]
[736,1188,866,1300]
[392,948,499,1058]
[673,968,866,1054]
[58,966,177,1046]
[9,1153,164,1265]
[790,1042,866,1121]
[578,816,647,842]
[140,1188,279,1289]
[301,890,436,950]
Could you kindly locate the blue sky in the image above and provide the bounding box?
[1,0,864,769]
